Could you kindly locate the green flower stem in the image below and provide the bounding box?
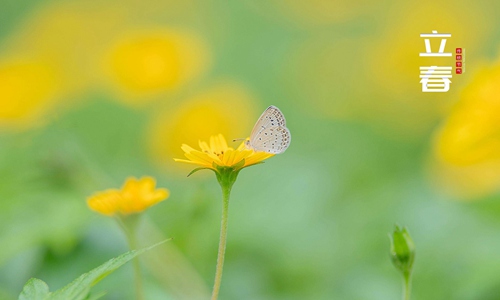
[403,272,411,300]
[211,183,231,300]
[117,215,145,300]
[210,163,242,300]
[127,232,145,300]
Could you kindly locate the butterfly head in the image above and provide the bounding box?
[244,138,252,149]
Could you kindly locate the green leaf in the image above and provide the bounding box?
[48,240,168,300]
[83,291,107,300]
[19,278,49,300]
[187,167,213,177]
[18,240,169,300]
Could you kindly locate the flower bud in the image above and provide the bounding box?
[389,225,415,276]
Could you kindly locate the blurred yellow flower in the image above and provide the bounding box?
[104,29,209,102]
[0,59,60,128]
[1,0,210,107]
[3,1,125,95]
[435,66,500,166]
[87,177,169,216]
[174,134,274,171]
[431,61,500,198]
[148,83,257,167]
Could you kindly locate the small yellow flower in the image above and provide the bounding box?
[174,134,274,172]
[174,134,277,300]
[87,177,169,216]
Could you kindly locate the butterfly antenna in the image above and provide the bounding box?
[232,138,245,142]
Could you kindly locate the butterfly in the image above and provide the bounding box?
[244,105,291,154]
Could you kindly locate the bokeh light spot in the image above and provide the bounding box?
[105,30,210,102]
[0,59,60,127]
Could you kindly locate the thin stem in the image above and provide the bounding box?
[403,272,412,300]
[129,235,145,300]
[119,216,145,300]
[211,185,231,300]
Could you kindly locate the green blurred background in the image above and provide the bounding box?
[2,0,500,299]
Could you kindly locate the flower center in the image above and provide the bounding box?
[204,149,225,157]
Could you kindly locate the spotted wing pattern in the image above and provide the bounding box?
[248,106,291,154]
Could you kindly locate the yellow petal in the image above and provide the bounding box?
[87,189,122,216]
[199,140,210,152]
[174,134,274,169]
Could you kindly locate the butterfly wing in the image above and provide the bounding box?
[247,105,291,154]
[251,126,291,154]
[249,105,287,144]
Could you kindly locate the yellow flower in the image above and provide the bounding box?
[104,29,209,102]
[174,134,276,299]
[430,60,500,199]
[0,59,61,128]
[174,134,274,173]
[87,177,169,216]
[435,65,500,166]
[174,133,285,299]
